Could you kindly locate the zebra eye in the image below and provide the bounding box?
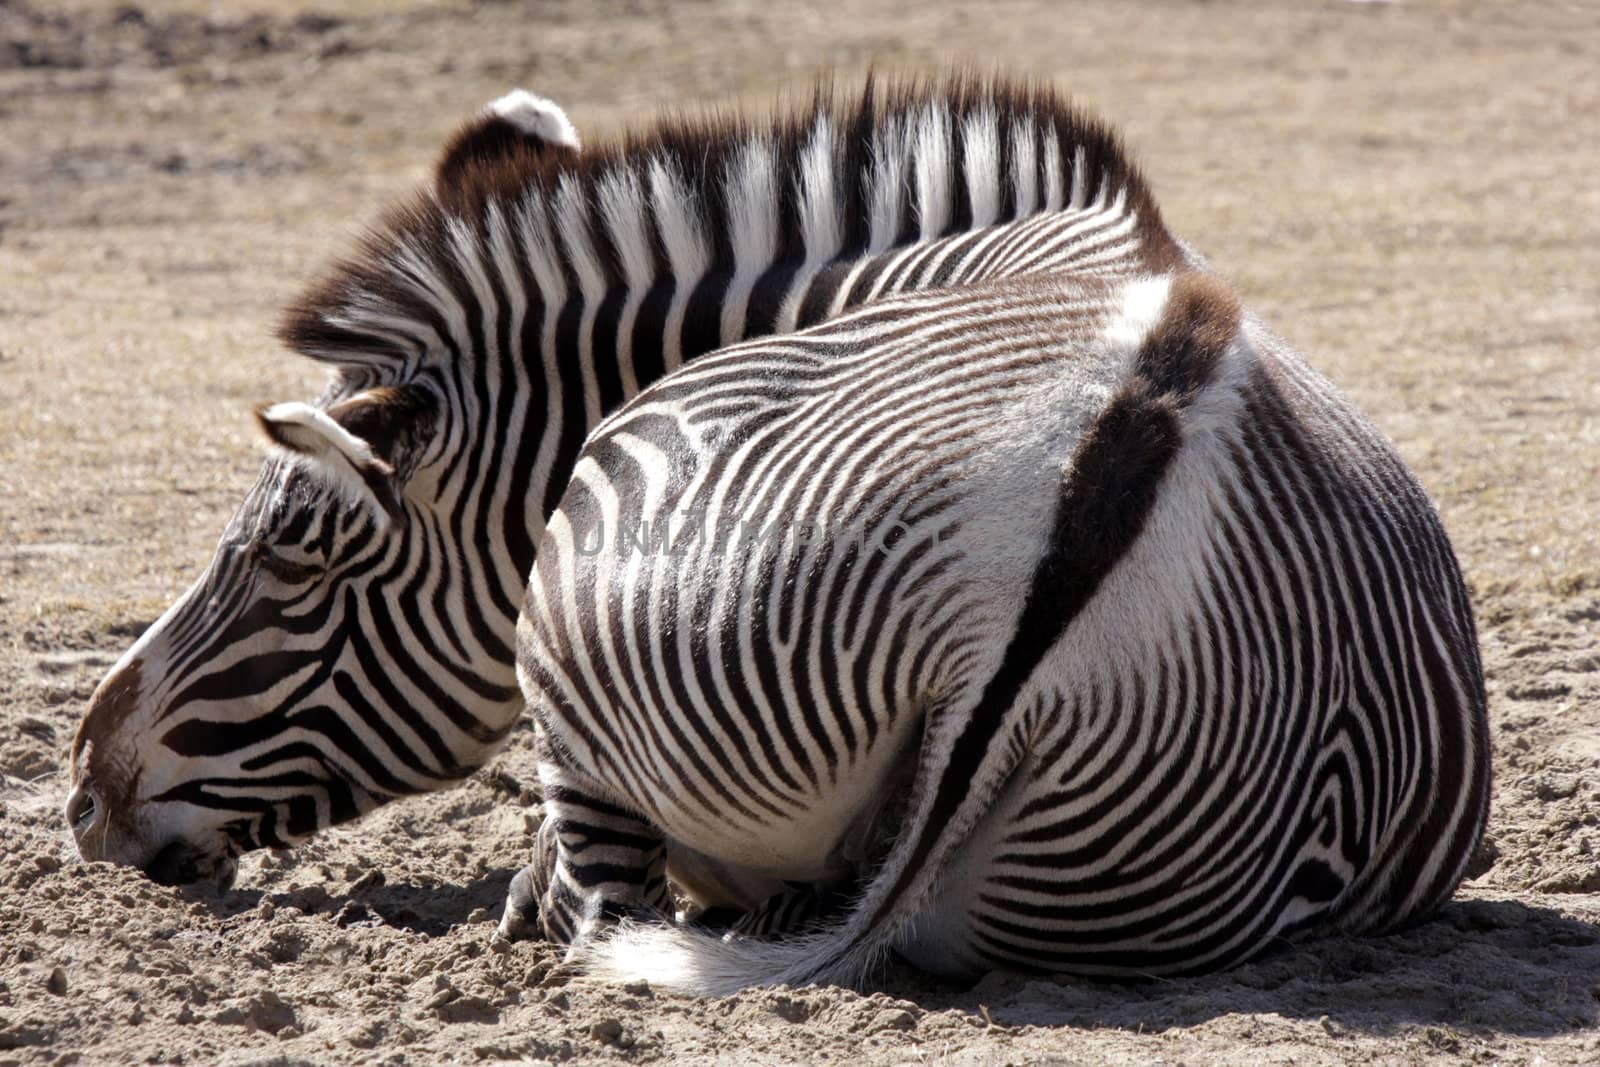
[250,542,326,585]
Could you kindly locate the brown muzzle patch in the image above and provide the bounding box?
[73,658,146,836]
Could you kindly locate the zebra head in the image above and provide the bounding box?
[65,377,525,887]
[64,91,584,887]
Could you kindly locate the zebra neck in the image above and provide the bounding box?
[529,171,1155,443]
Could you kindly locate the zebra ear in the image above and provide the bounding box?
[255,386,436,526]
[480,90,580,152]
[435,90,580,215]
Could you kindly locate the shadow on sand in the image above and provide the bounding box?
[178,865,519,938]
[894,897,1600,1039]
[179,869,1600,1039]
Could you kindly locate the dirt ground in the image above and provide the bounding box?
[2,0,1598,1063]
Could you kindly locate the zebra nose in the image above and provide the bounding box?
[70,657,146,861]
[65,781,100,844]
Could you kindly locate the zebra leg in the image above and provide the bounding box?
[497,815,558,941]
[719,882,852,939]
[666,844,852,939]
[498,768,670,949]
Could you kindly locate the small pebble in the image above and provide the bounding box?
[46,967,68,995]
[872,1007,917,1032]
[333,901,371,928]
[349,869,386,893]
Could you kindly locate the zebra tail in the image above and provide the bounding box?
[576,914,885,997]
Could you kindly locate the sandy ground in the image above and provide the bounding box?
[2,0,1599,1063]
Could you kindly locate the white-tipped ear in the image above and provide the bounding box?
[255,402,402,525]
[256,402,389,470]
[487,89,580,150]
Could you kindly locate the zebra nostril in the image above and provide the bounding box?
[65,784,98,838]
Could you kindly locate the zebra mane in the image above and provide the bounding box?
[279,72,1182,371]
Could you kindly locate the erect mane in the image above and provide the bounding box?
[279,72,1181,371]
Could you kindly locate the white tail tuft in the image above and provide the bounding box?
[577,918,884,997]
[487,89,580,150]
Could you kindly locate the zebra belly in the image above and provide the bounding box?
[650,714,918,881]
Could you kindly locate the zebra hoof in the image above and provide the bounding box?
[497,864,542,942]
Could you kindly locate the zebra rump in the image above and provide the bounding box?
[516,101,1489,992]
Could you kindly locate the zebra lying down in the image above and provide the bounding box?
[64,74,1488,994]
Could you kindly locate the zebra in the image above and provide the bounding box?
[511,162,1491,991]
[64,77,1195,900]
